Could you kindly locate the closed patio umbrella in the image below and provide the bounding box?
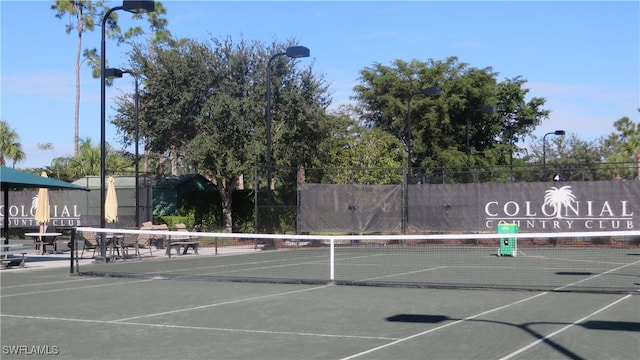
[33,172,51,253]
[34,172,51,232]
[104,176,118,224]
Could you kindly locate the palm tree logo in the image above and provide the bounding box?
[31,195,39,212]
[543,186,576,219]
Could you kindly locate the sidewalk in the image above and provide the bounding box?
[0,251,93,271]
[1,245,262,272]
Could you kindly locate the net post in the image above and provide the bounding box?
[329,238,335,283]
[69,228,76,275]
[167,234,172,259]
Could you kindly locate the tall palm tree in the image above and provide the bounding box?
[51,0,105,156]
[52,137,101,177]
[0,120,25,168]
[53,138,133,178]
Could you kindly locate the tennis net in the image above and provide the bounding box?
[71,227,640,294]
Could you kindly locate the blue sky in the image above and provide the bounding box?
[1,1,639,169]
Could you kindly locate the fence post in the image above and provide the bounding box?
[402,167,408,235]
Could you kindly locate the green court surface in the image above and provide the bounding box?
[1,266,638,360]
[75,244,640,293]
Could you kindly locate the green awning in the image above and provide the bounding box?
[0,166,89,190]
[1,166,90,243]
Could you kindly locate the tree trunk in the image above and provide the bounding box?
[170,144,178,175]
[216,177,237,233]
[298,165,306,186]
[74,14,83,156]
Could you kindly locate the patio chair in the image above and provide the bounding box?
[150,223,169,249]
[120,232,141,259]
[133,225,154,257]
[39,225,58,254]
[80,231,99,258]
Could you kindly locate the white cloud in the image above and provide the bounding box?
[2,71,74,102]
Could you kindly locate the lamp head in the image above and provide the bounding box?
[285,46,310,59]
[122,1,155,14]
[555,130,566,136]
[478,106,496,114]
[104,68,124,78]
[421,87,441,96]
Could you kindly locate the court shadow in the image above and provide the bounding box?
[25,255,70,262]
[555,271,593,276]
[385,313,639,360]
[388,314,582,359]
[582,320,640,331]
[386,314,449,323]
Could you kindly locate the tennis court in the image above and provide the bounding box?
[1,265,638,359]
[1,228,639,359]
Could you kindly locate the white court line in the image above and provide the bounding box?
[496,261,640,359]
[0,277,102,289]
[362,266,447,282]
[132,253,327,275]
[0,279,155,298]
[339,292,549,360]
[554,259,640,291]
[114,284,332,322]
[205,254,386,276]
[198,257,329,276]
[519,251,631,266]
[0,313,398,341]
[341,260,640,360]
[160,253,382,277]
[498,292,637,360]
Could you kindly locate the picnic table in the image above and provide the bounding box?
[25,232,62,255]
[166,239,200,256]
[1,243,30,268]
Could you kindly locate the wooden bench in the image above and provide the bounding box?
[166,224,199,256]
[1,245,29,268]
[166,240,199,256]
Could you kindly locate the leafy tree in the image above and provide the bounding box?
[526,133,607,181]
[493,76,550,171]
[0,120,25,167]
[116,38,212,176]
[324,110,404,184]
[352,57,550,178]
[114,36,330,232]
[604,116,640,179]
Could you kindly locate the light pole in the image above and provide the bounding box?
[265,46,310,234]
[543,130,566,180]
[406,87,441,171]
[106,68,141,227]
[100,1,154,261]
